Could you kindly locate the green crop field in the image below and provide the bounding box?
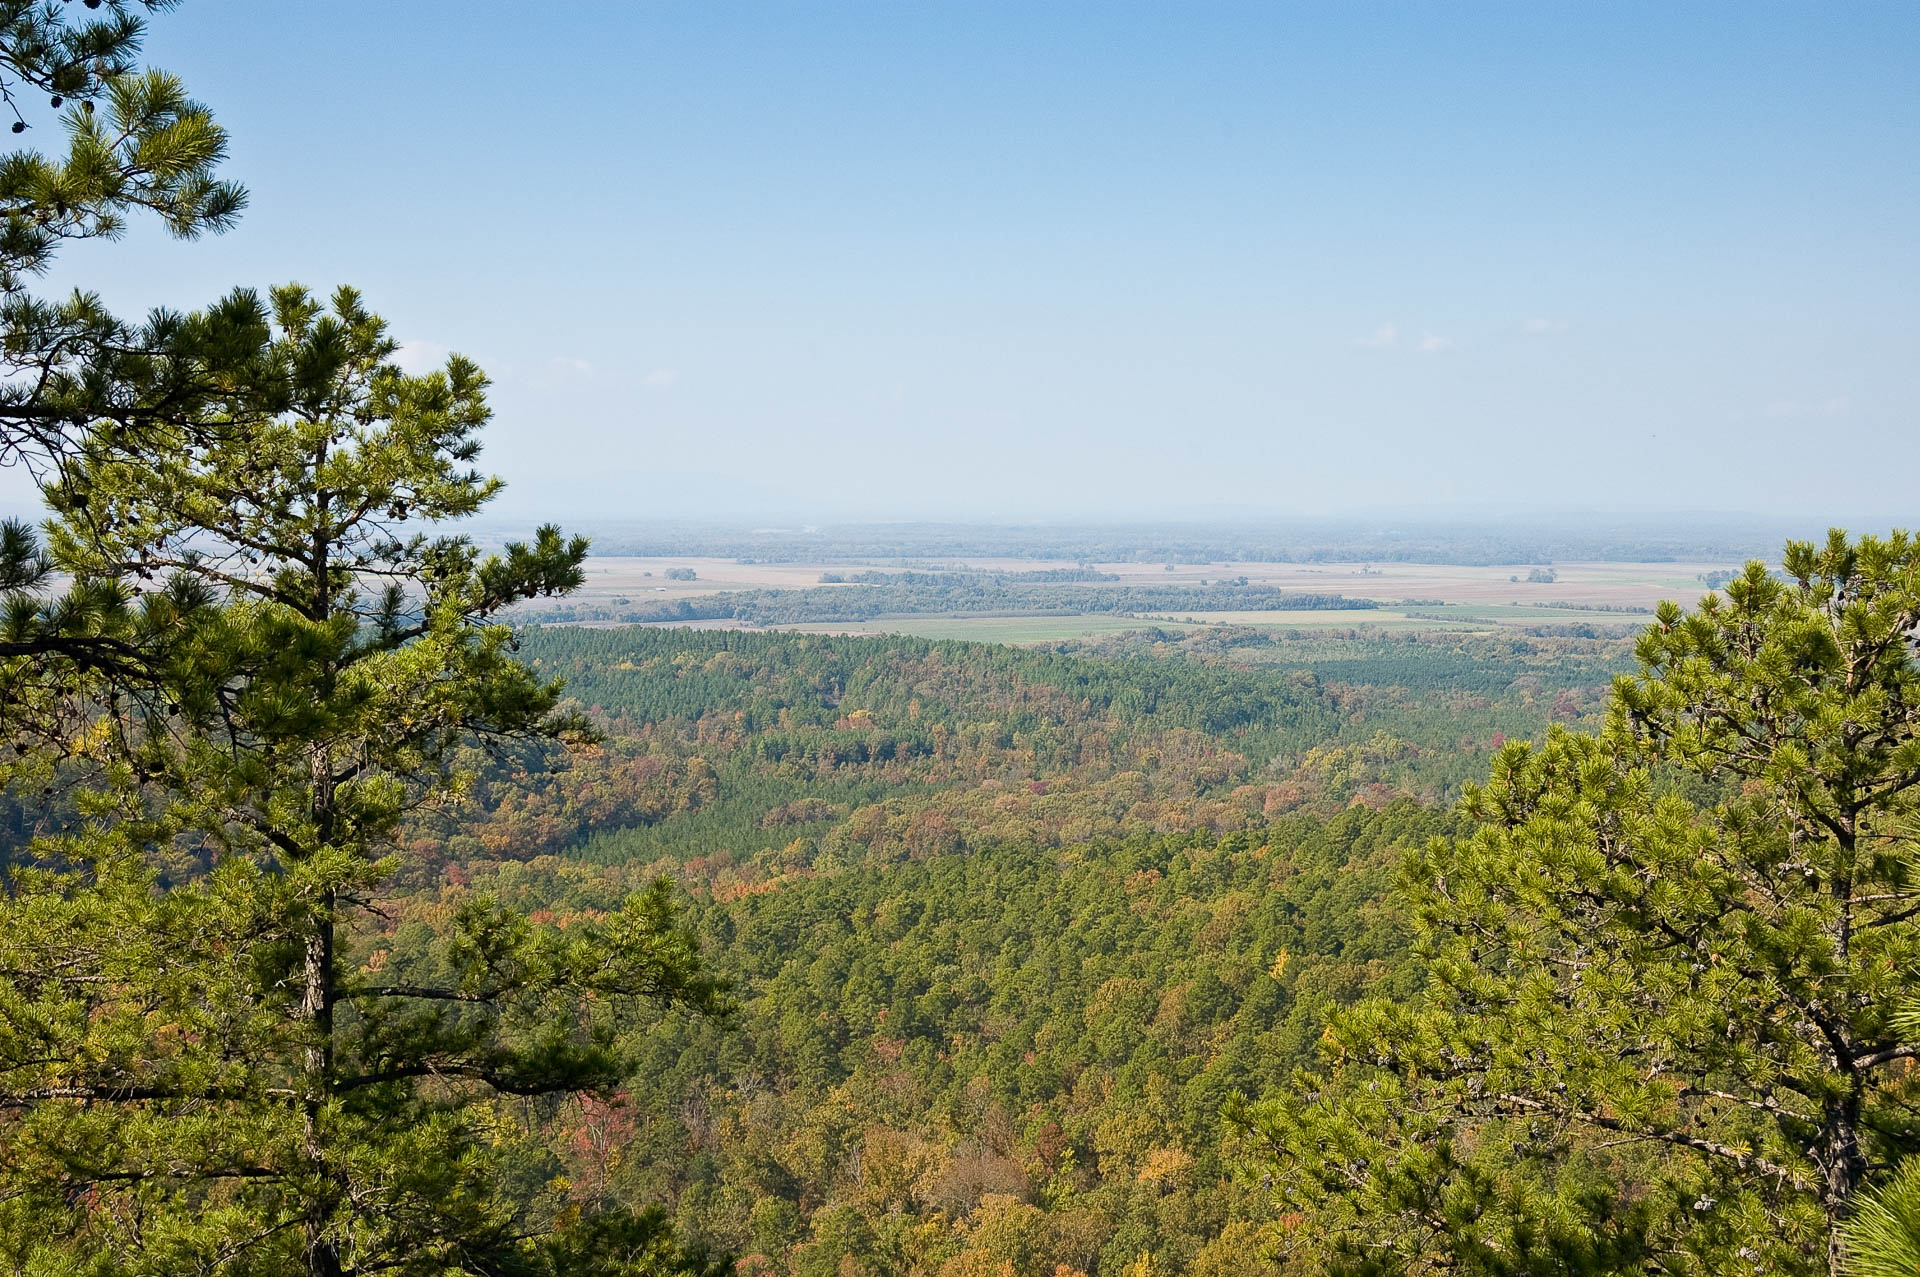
[769,613,1205,642]
[1136,607,1475,630]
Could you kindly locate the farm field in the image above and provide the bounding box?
[564,556,1728,606]
[773,604,1651,641]
[764,614,1206,642]
[1135,607,1474,630]
[526,554,1726,642]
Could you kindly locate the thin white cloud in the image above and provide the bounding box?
[1520,316,1567,335]
[1764,396,1851,419]
[1356,323,1397,349]
[641,368,679,388]
[393,339,453,374]
[1417,332,1454,354]
[549,356,594,376]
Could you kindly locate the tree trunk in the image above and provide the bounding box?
[301,882,339,1277]
[302,472,342,1277]
[1825,1092,1865,1277]
[1818,813,1863,1277]
[302,746,339,1275]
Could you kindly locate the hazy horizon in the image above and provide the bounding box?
[1,1,1913,525]
[4,495,1908,543]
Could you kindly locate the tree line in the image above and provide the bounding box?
[527,578,1376,627]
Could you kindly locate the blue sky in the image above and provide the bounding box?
[8,2,1918,523]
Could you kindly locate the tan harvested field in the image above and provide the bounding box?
[551,556,1730,616]
[568,557,856,599]
[512,554,1733,646]
[1083,559,1723,609]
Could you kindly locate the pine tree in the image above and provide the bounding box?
[1841,1160,1920,1276]
[1,289,285,757]
[0,285,729,1276]
[0,0,244,699]
[1248,531,1920,1276]
[0,0,245,461]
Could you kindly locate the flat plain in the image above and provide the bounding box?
[535,555,1729,642]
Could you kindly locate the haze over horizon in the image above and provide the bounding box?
[0,1,1912,525]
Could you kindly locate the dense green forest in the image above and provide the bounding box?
[16,513,1920,1276]
[0,608,1630,1273]
[411,625,1622,876]
[389,573,1920,1277]
[301,621,1621,1273]
[388,809,1450,1276]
